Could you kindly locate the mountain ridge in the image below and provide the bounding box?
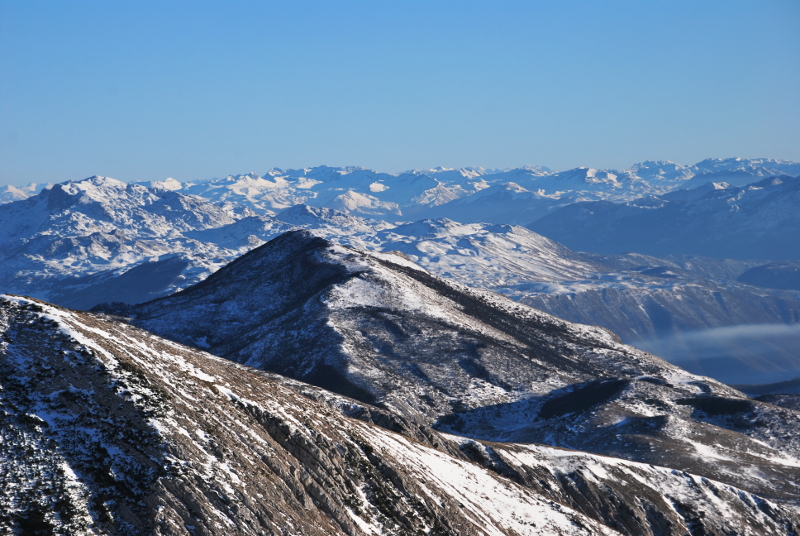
[106,231,800,505]
[5,293,800,535]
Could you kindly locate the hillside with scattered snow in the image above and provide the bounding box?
[109,232,800,505]
[4,294,800,535]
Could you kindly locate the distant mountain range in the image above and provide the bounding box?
[5,158,799,223]
[3,169,800,385]
[4,158,800,534]
[529,175,800,260]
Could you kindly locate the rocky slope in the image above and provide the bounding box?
[4,295,800,535]
[108,231,800,504]
[0,295,614,536]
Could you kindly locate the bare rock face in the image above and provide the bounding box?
[3,296,800,536]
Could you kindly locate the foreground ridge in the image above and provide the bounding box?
[3,295,800,535]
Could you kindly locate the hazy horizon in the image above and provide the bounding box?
[1,1,798,187]
[4,155,800,189]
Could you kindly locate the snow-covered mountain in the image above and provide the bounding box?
[160,166,491,220]
[681,157,800,189]
[0,176,251,306]
[105,231,800,505]
[150,159,795,223]
[0,182,51,204]
[3,160,796,228]
[528,174,800,260]
[3,174,800,384]
[6,295,799,535]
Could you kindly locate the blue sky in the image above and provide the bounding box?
[1,0,798,186]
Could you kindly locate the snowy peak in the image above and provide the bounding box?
[694,156,800,174]
[5,159,796,228]
[0,174,238,239]
[0,174,245,307]
[682,157,800,188]
[275,203,389,232]
[0,182,51,204]
[626,160,694,181]
[325,189,402,216]
[148,177,183,191]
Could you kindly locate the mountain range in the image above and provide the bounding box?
[4,157,800,534]
[3,168,800,385]
[6,158,800,221]
[529,175,800,260]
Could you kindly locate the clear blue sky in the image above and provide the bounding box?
[1,0,798,186]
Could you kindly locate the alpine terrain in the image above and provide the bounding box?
[3,158,800,534]
[3,172,800,384]
[105,231,800,508]
[3,292,800,535]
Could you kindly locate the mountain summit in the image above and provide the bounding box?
[116,231,800,504]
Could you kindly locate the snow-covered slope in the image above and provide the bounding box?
[410,182,571,226]
[4,295,800,535]
[0,176,249,306]
[166,166,490,219]
[110,232,800,504]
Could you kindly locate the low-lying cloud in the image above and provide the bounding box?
[665,323,800,345]
[628,323,800,385]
